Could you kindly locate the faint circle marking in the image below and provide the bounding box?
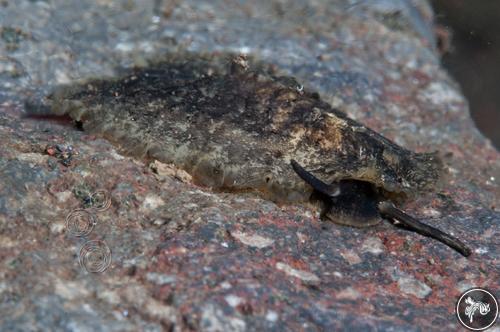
[78,240,111,273]
[89,189,111,212]
[66,209,97,237]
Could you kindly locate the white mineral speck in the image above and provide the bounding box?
[231,231,274,248]
[146,272,177,285]
[361,236,385,255]
[55,190,72,203]
[340,250,362,265]
[115,42,134,53]
[336,287,362,300]
[50,222,65,234]
[276,262,320,283]
[456,281,475,293]
[422,207,441,218]
[397,276,432,298]
[419,82,464,111]
[265,310,279,322]
[140,194,165,211]
[224,294,243,307]
[474,247,489,254]
[389,267,431,298]
[220,281,232,289]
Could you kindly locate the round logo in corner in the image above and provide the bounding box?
[456,288,498,331]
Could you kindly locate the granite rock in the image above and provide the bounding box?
[0,0,498,331]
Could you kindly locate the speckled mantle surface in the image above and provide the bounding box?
[0,1,499,331]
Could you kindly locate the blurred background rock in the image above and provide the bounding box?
[432,0,500,149]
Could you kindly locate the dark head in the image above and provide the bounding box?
[290,159,471,257]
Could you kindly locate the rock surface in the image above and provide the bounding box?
[0,0,499,331]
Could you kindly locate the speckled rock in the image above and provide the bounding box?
[0,1,499,331]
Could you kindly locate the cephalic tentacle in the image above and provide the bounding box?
[378,201,471,257]
[290,159,340,197]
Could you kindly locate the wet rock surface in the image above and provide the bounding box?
[0,1,498,331]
